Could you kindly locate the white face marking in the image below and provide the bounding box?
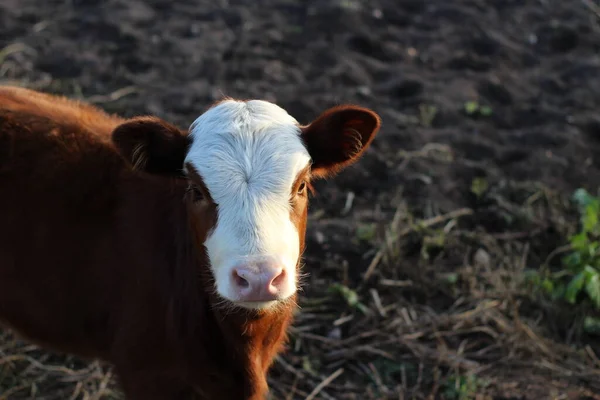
[184,100,311,308]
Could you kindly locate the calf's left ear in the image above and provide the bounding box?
[112,116,190,176]
[301,105,381,178]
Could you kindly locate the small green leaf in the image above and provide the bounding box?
[584,271,600,309]
[588,242,599,258]
[355,303,369,314]
[573,188,595,208]
[583,206,599,233]
[583,265,598,279]
[356,223,377,241]
[329,283,359,306]
[541,278,554,294]
[302,356,317,374]
[569,232,589,252]
[562,252,581,269]
[470,177,489,197]
[584,316,600,335]
[552,283,566,301]
[464,101,479,115]
[328,283,368,313]
[565,272,586,304]
[444,272,459,284]
[479,105,493,116]
[523,269,541,281]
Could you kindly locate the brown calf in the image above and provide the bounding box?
[0,85,380,399]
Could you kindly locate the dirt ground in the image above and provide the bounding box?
[1,0,600,399]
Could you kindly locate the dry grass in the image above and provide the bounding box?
[0,330,119,399]
[263,182,600,399]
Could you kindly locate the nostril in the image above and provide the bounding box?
[270,269,286,288]
[233,271,250,289]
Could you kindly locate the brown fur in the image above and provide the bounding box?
[0,86,380,399]
[0,85,124,137]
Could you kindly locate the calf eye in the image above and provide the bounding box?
[193,187,204,202]
[297,181,307,195]
[187,185,204,202]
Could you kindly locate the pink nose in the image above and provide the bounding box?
[231,262,286,303]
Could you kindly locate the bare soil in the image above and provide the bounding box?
[1,0,600,399]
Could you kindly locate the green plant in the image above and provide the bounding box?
[525,189,600,327]
[328,283,369,314]
[464,101,492,117]
[470,177,489,198]
[442,374,487,400]
[420,229,446,260]
[561,189,600,308]
[355,223,377,242]
[419,103,438,127]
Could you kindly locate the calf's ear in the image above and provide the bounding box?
[112,116,189,176]
[301,105,381,179]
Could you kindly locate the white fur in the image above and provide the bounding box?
[184,100,311,309]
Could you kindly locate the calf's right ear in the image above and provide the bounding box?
[112,116,190,176]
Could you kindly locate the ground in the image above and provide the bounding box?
[1,0,600,399]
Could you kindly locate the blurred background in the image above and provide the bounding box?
[1,0,600,399]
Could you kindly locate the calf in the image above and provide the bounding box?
[0,85,380,399]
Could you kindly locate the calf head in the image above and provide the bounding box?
[112,100,380,311]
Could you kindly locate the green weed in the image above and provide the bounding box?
[464,101,493,117]
[442,374,487,400]
[419,103,438,127]
[525,188,600,332]
[328,283,369,314]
